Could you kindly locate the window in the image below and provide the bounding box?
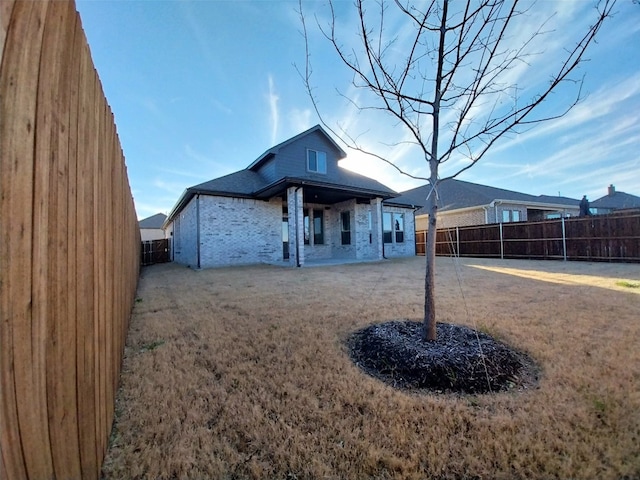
[307,149,327,174]
[341,211,351,245]
[394,213,404,243]
[313,209,324,244]
[502,209,521,223]
[383,212,392,243]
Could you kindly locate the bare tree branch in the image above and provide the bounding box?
[298,0,615,340]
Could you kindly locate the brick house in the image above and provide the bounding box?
[395,178,581,231]
[138,213,167,241]
[164,125,416,268]
[590,184,640,214]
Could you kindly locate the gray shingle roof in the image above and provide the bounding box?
[395,179,579,215]
[591,191,640,210]
[190,170,266,197]
[139,213,167,229]
[166,126,414,223]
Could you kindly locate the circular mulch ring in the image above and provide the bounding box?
[347,320,539,394]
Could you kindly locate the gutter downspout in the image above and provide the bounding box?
[196,194,201,269]
[381,200,387,259]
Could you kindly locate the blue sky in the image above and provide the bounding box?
[75,0,640,220]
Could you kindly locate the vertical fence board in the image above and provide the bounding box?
[0,3,49,479]
[75,25,99,480]
[39,3,82,477]
[94,86,105,466]
[67,10,82,478]
[104,112,115,446]
[0,0,14,62]
[7,3,57,479]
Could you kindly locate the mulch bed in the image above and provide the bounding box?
[347,320,540,394]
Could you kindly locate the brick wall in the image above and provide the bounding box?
[383,205,416,258]
[199,195,282,268]
[437,208,487,229]
[172,196,198,267]
[170,193,415,268]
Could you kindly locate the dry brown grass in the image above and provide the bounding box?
[102,257,640,480]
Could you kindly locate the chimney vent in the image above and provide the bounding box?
[608,184,615,196]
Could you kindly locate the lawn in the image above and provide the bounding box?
[102,256,640,480]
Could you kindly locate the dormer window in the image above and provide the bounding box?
[307,149,327,174]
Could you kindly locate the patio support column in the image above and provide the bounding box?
[287,186,305,267]
[371,197,383,260]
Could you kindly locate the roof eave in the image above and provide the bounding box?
[415,199,580,217]
[254,177,397,200]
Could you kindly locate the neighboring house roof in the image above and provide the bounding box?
[590,188,640,210]
[166,125,409,225]
[395,178,579,215]
[139,213,167,229]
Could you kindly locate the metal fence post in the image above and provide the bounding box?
[561,217,567,262]
[499,222,504,260]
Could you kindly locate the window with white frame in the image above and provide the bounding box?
[502,209,521,222]
[307,149,327,174]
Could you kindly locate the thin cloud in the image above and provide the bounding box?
[267,74,280,145]
[288,107,313,132]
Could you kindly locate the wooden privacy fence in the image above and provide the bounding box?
[1,2,140,479]
[416,211,640,263]
[141,239,171,266]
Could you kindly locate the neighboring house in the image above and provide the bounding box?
[164,125,416,268]
[590,185,640,214]
[139,213,167,241]
[394,179,580,231]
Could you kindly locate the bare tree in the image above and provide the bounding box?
[299,0,615,340]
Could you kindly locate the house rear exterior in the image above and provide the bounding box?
[164,125,416,268]
[139,213,167,241]
[590,184,640,214]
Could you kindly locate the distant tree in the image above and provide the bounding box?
[299,0,615,340]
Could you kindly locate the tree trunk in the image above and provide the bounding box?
[423,0,447,341]
[423,186,438,341]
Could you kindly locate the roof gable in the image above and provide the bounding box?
[248,124,346,171]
